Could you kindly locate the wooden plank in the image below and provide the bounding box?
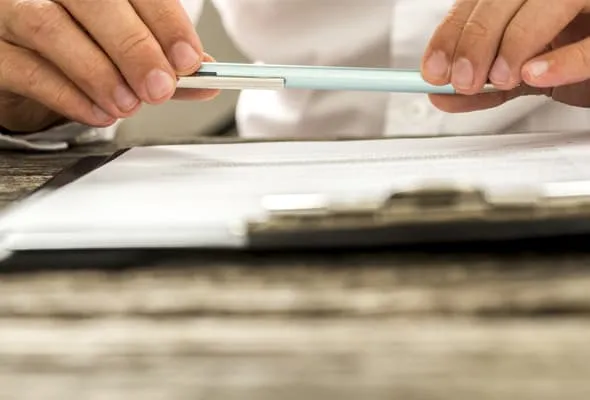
[0,151,87,207]
[0,318,589,400]
[2,255,590,317]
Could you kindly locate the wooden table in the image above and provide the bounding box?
[1,140,590,400]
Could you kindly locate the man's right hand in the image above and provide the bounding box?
[0,0,219,133]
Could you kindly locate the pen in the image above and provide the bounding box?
[176,62,498,94]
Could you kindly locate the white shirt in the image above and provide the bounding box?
[199,0,590,139]
[2,0,589,151]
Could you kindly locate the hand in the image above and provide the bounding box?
[421,0,590,113]
[0,0,219,133]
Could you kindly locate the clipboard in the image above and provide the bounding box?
[2,132,590,266]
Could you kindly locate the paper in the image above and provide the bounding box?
[3,131,590,250]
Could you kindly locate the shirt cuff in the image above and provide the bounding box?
[0,120,119,152]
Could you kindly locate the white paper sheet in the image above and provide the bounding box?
[3,131,590,251]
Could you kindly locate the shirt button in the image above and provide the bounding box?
[385,97,443,137]
[407,100,433,120]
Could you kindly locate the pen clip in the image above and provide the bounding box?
[177,76,286,90]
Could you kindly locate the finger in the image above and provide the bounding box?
[490,0,584,89]
[2,0,140,118]
[130,0,204,75]
[421,0,478,86]
[0,40,116,127]
[56,0,177,105]
[172,53,220,101]
[428,84,548,113]
[450,0,525,94]
[522,37,590,88]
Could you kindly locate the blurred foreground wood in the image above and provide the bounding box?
[1,139,590,399]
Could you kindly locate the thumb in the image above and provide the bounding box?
[522,37,590,88]
[172,52,220,101]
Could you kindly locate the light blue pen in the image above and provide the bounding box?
[176,62,497,94]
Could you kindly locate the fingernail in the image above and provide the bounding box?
[489,57,511,85]
[92,105,114,123]
[171,41,201,72]
[114,84,139,112]
[145,69,175,101]
[526,60,550,78]
[424,51,449,78]
[452,58,474,89]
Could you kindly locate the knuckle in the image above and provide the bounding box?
[152,5,177,24]
[52,82,74,106]
[503,21,528,44]
[463,19,492,40]
[149,8,186,44]
[430,15,465,51]
[21,61,45,89]
[442,13,468,33]
[78,57,116,90]
[0,52,51,100]
[81,56,105,78]
[117,30,154,58]
[0,49,28,89]
[0,51,16,85]
[8,0,68,41]
[441,0,477,32]
[573,42,590,70]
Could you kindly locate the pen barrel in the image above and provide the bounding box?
[284,70,456,94]
[197,63,497,94]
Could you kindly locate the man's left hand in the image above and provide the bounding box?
[421,0,590,112]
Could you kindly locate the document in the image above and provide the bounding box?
[2,131,590,251]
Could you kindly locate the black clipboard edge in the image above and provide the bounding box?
[248,217,590,249]
[31,148,130,194]
[3,231,590,273]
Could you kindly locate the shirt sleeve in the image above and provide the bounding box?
[0,121,120,152]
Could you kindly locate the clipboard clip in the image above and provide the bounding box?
[247,181,590,236]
